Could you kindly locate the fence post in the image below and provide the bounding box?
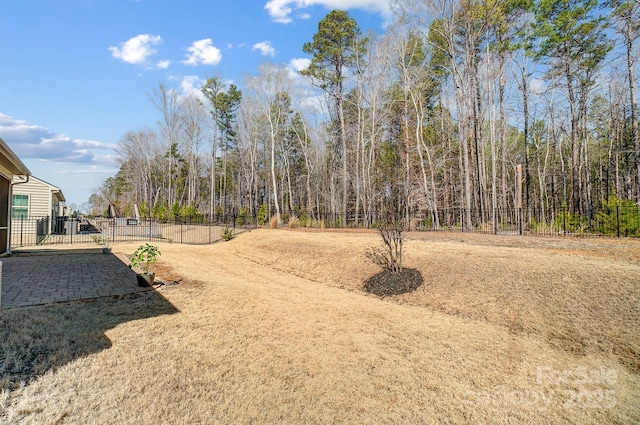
[616,205,620,238]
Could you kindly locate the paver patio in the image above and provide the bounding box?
[0,250,150,309]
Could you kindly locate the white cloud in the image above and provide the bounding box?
[179,75,206,99]
[0,113,114,165]
[287,58,311,79]
[289,57,310,72]
[265,0,294,23]
[182,39,222,66]
[157,59,171,69]
[0,114,121,204]
[530,78,547,96]
[252,41,276,57]
[264,0,392,24]
[108,34,162,64]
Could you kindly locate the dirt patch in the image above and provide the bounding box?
[148,258,204,289]
[363,268,423,296]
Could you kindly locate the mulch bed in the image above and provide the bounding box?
[363,268,424,297]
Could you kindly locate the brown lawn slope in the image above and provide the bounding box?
[1,229,638,424]
[234,229,640,372]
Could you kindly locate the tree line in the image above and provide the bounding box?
[90,0,640,229]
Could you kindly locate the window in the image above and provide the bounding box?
[12,194,29,219]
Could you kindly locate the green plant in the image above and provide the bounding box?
[129,243,161,274]
[555,205,585,233]
[179,203,200,221]
[257,203,268,225]
[595,196,640,236]
[171,202,181,220]
[214,205,224,219]
[138,201,149,218]
[221,226,234,241]
[92,234,111,249]
[295,206,309,227]
[152,201,169,221]
[236,207,247,226]
[123,203,132,218]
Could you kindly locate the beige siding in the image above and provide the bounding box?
[13,179,52,218]
[9,177,64,244]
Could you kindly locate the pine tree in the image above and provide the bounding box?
[301,10,366,223]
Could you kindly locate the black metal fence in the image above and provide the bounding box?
[9,214,253,249]
[9,205,640,249]
[410,205,640,237]
[253,205,640,238]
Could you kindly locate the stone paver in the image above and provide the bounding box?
[0,251,150,309]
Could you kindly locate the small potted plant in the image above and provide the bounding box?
[129,243,161,287]
[92,234,112,254]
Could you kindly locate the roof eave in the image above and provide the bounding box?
[0,137,30,176]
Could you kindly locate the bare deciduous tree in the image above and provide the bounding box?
[366,206,406,273]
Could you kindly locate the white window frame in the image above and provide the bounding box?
[11,194,29,219]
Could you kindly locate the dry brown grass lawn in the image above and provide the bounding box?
[1,229,639,424]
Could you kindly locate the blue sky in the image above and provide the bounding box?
[0,0,390,208]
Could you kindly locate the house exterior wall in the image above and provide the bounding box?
[0,137,31,253]
[10,177,64,242]
[12,178,53,218]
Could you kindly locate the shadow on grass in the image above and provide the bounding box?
[0,290,178,391]
[363,268,424,297]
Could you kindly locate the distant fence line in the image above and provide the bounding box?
[328,205,640,237]
[9,214,249,249]
[9,205,640,249]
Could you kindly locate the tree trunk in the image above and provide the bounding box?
[521,64,529,215]
[338,91,348,225]
[625,17,640,202]
[564,61,580,212]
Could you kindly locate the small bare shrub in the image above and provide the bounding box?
[270,215,279,229]
[288,216,299,228]
[478,221,494,233]
[305,218,323,228]
[365,210,405,273]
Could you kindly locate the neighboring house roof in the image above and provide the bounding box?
[15,175,66,203]
[0,137,30,179]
